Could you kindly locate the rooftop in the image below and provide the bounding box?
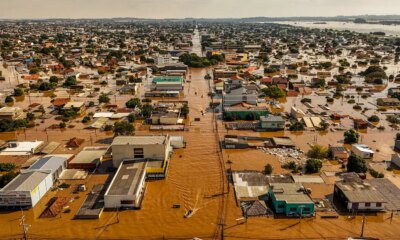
[112,135,168,146]
[105,160,147,196]
[70,147,107,165]
[270,183,314,204]
[27,155,71,173]
[1,171,50,192]
[335,181,386,203]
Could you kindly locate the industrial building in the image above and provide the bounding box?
[104,160,147,209]
[68,147,108,170]
[111,135,172,168]
[0,155,71,208]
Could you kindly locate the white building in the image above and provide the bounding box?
[111,135,172,168]
[352,144,375,159]
[104,160,147,209]
[0,141,44,156]
[0,155,71,208]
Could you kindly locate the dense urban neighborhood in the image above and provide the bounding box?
[0,18,399,239]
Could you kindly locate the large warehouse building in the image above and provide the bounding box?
[0,155,71,208]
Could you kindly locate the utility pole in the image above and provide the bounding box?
[219,216,225,240]
[19,210,29,240]
[360,214,366,238]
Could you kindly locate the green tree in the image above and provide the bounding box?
[289,121,305,131]
[14,88,24,96]
[5,95,13,103]
[180,104,189,117]
[141,104,153,118]
[63,76,77,87]
[307,145,329,159]
[59,122,66,129]
[367,115,380,122]
[113,121,135,136]
[347,154,367,173]
[127,113,136,123]
[125,98,141,109]
[0,171,18,188]
[98,94,110,104]
[262,86,286,99]
[264,164,273,175]
[344,129,359,144]
[305,159,323,173]
[49,76,59,83]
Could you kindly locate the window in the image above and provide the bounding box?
[121,200,135,205]
[365,202,371,207]
[376,202,382,207]
[303,207,311,212]
[277,204,284,208]
[289,207,297,211]
[352,203,359,209]
[134,148,144,158]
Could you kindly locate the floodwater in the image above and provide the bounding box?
[0,30,400,240]
[274,21,400,36]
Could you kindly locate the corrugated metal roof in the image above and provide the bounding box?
[28,155,68,174]
[112,135,167,145]
[1,171,50,191]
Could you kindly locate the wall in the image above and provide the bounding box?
[112,143,168,168]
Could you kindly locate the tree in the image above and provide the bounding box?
[14,88,24,96]
[180,104,189,117]
[125,98,141,109]
[264,164,273,175]
[5,95,13,103]
[127,113,136,123]
[344,129,359,144]
[0,171,18,188]
[305,159,323,173]
[262,86,286,99]
[98,94,110,104]
[347,154,367,173]
[141,104,153,118]
[307,145,329,159]
[368,115,380,122]
[59,122,66,129]
[113,121,135,136]
[49,76,59,83]
[319,121,330,130]
[63,76,77,87]
[289,121,305,131]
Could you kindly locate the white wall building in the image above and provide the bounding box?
[352,144,375,159]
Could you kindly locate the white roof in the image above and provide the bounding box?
[1,141,44,155]
[93,112,114,118]
[352,144,375,154]
[64,102,85,109]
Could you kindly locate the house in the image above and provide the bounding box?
[111,135,172,169]
[290,106,306,119]
[150,112,180,125]
[260,115,285,131]
[222,79,258,107]
[0,155,71,208]
[152,76,184,91]
[268,183,315,217]
[66,137,84,148]
[213,69,238,80]
[68,147,108,170]
[391,153,400,168]
[52,98,70,109]
[377,98,400,107]
[329,146,350,160]
[388,87,400,97]
[63,101,86,115]
[352,144,374,159]
[104,160,147,209]
[224,105,268,120]
[334,175,386,212]
[353,119,369,130]
[0,107,24,120]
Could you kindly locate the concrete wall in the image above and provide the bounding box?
[346,202,384,211]
[112,139,170,168]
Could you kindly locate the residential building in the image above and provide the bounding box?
[213,69,238,80]
[395,134,400,151]
[260,115,285,131]
[0,107,23,120]
[222,79,258,107]
[329,146,350,160]
[391,153,400,168]
[334,176,386,212]
[0,141,44,156]
[352,144,374,159]
[377,98,400,107]
[268,183,315,217]
[290,106,306,119]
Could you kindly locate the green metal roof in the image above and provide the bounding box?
[152,76,183,83]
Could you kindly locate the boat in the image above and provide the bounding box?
[184,209,193,218]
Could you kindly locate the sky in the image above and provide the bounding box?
[0,0,399,19]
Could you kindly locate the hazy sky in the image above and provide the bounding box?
[0,0,399,19]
